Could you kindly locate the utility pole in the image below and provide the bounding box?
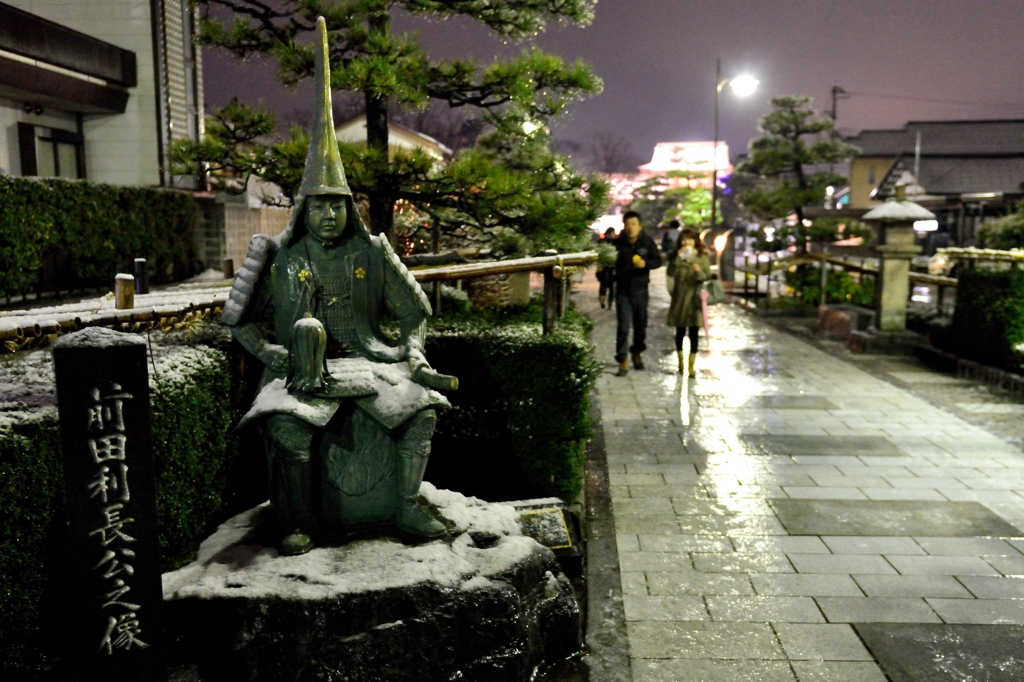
[830,85,848,126]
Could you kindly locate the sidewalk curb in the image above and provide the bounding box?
[580,386,633,682]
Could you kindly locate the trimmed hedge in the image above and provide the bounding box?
[0,176,200,297]
[425,305,600,503]
[0,342,240,681]
[935,267,1024,373]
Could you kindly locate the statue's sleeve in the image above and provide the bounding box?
[222,235,276,357]
[378,237,431,353]
[221,234,273,325]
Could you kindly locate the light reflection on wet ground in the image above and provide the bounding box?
[576,269,1024,682]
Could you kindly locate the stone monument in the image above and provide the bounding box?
[221,17,457,555]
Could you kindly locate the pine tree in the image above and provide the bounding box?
[736,96,860,251]
[172,0,607,252]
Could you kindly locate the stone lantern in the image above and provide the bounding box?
[862,192,935,332]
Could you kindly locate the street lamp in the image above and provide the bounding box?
[710,60,759,233]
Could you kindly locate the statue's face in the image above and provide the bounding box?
[305,195,348,243]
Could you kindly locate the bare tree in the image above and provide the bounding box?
[587,131,644,173]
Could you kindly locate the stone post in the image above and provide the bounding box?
[52,327,167,681]
[862,195,934,332]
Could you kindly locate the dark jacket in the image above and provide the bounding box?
[614,232,663,291]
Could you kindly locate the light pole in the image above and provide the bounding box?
[710,59,758,233]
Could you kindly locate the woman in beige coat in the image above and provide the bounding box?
[666,228,711,376]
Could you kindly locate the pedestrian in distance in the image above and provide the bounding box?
[666,228,711,377]
[613,211,662,376]
[661,219,682,253]
[597,227,617,309]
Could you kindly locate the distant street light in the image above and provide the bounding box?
[711,60,759,235]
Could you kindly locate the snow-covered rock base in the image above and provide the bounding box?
[163,483,582,682]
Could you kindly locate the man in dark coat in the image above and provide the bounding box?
[613,211,662,376]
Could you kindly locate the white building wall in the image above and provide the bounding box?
[7,0,162,186]
[0,96,78,177]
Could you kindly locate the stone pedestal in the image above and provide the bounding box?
[163,484,582,682]
[877,226,921,332]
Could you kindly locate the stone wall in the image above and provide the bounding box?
[197,198,292,272]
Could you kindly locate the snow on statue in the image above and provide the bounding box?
[221,17,458,556]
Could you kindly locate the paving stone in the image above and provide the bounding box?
[821,536,926,555]
[748,395,840,410]
[788,554,896,575]
[751,573,864,597]
[957,576,1024,599]
[741,435,906,457]
[620,571,648,596]
[626,621,787,659]
[770,499,1024,537]
[816,597,941,623]
[622,595,708,621]
[852,574,973,598]
[628,484,705,499]
[913,537,1022,556]
[633,658,797,682]
[791,661,890,682]
[731,536,831,554]
[677,514,790,536]
[984,555,1024,576]
[619,551,693,572]
[783,487,870,500]
[885,555,1002,576]
[862,488,948,501]
[646,572,755,597]
[706,596,825,623]
[928,599,1024,624]
[616,534,640,552]
[855,623,1024,681]
[612,497,675,515]
[613,514,682,534]
[692,552,796,574]
[638,535,733,553]
[774,623,874,660]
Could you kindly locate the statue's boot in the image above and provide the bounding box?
[278,458,316,555]
[266,415,317,555]
[395,412,446,539]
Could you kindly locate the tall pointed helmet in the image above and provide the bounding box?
[298,16,351,198]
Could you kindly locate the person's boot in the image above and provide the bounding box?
[616,359,629,377]
[277,459,315,555]
[395,416,446,539]
[688,352,697,378]
[631,353,645,370]
[676,350,686,374]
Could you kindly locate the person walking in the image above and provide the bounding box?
[667,228,711,377]
[597,227,617,309]
[614,211,662,376]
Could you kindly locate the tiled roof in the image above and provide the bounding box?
[847,120,1024,157]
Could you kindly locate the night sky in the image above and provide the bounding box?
[202,0,1024,166]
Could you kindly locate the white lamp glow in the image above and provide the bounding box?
[729,75,759,97]
[913,220,938,232]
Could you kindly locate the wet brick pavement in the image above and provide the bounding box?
[577,269,1024,682]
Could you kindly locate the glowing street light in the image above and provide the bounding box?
[711,60,759,234]
[728,74,760,98]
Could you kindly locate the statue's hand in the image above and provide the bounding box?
[257,343,290,374]
[408,348,430,381]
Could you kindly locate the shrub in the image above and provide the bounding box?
[0,176,200,297]
[425,303,600,503]
[784,264,874,307]
[939,267,1024,373]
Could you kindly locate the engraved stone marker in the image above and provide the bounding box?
[52,327,167,682]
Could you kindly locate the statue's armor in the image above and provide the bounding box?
[307,252,360,354]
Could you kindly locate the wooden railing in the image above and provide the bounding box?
[0,251,600,345]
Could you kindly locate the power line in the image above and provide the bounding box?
[846,91,1024,110]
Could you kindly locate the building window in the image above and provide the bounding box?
[868,166,876,185]
[17,123,85,179]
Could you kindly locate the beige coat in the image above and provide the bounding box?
[666,252,711,328]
